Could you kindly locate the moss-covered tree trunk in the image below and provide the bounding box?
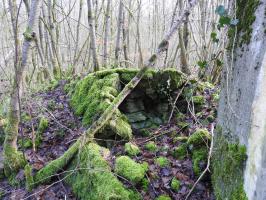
[4,0,41,176]
[213,1,266,200]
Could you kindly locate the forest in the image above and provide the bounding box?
[0,0,265,199]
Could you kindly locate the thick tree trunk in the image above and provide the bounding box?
[213,1,266,200]
[4,0,41,176]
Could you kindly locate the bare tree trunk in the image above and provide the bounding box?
[73,0,84,66]
[103,0,111,68]
[4,0,41,176]
[164,0,179,68]
[122,10,129,68]
[87,0,99,71]
[47,0,62,77]
[178,0,190,75]
[114,0,123,66]
[136,0,143,67]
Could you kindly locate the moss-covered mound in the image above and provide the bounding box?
[115,156,148,184]
[65,143,137,200]
[69,68,187,140]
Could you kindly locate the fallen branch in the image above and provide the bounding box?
[32,0,199,186]
[185,123,214,200]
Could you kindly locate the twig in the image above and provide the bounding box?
[138,126,184,145]
[168,80,190,124]
[35,101,76,136]
[185,123,214,200]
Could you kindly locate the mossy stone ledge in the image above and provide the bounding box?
[69,68,187,141]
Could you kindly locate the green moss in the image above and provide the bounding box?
[140,129,151,137]
[115,156,148,184]
[212,92,220,102]
[212,126,247,200]
[171,177,181,192]
[192,148,208,176]
[172,143,187,160]
[25,164,34,191]
[145,141,158,152]
[23,26,33,41]
[177,121,189,129]
[141,178,149,192]
[207,115,215,123]
[38,117,49,133]
[187,129,211,147]
[155,157,169,167]
[175,112,185,120]
[21,112,31,122]
[7,172,21,186]
[108,111,132,139]
[192,96,205,105]
[228,0,260,48]
[3,144,26,177]
[155,195,171,200]
[125,142,140,156]
[173,136,188,143]
[65,143,133,200]
[18,138,32,149]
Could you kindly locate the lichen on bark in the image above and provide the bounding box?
[228,0,260,48]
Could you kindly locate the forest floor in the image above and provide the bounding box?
[0,80,217,200]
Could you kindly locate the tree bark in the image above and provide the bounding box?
[103,0,111,68]
[213,1,266,200]
[114,0,124,66]
[87,0,99,71]
[4,0,41,176]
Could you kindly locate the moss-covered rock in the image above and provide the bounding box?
[172,143,187,160]
[38,117,49,133]
[125,142,140,156]
[155,157,169,167]
[171,177,180,192]
[187,129,211,147]
[65,143,134,200]
[115,156,148,184]
[212,126,247,200]
[145,141,158,152]
[192,148,208,176]
[70,72,132,140]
